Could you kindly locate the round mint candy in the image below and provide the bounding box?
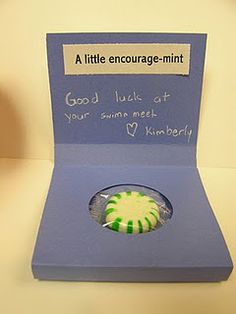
[105,191,160,234]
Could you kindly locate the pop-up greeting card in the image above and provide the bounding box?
[32,33,233,281]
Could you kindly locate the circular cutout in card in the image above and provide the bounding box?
[89,184,173,234]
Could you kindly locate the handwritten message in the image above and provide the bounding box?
[63,89,193,144]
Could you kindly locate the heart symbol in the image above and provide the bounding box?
[126,122,138,137]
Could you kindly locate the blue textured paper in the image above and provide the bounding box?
[47,33,206,146]
[32,33,233,282]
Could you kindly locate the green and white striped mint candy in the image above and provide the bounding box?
[105,191,160,233]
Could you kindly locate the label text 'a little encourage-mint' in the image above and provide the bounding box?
[63,43,190,75]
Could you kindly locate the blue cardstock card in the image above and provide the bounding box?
[32,33,233,281]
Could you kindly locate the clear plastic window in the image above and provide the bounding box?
[89,184,173,234]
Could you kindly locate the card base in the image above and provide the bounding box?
[32,165,233,282]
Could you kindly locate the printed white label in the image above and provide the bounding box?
[63,43,191,75]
